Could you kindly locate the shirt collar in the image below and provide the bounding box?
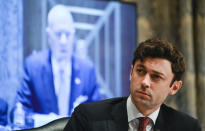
[51,55,72,78]
[52,55,71,69]
[127,95,160,124]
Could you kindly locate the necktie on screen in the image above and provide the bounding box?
[138,117,152,131]
[58,68,69,116]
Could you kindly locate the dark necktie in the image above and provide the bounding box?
[138,117,152,131]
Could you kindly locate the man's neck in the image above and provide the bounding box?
[52,55,72,64]
[127,96,160,125]
[131,97,161,116]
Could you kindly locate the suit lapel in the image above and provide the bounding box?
[69,56,81,114]
[154,104,169,131]
[42,50,58,113]
[110,97,129,131]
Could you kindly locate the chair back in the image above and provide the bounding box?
[18,117,69,131]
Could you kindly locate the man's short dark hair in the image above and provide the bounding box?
[132,38,186,82]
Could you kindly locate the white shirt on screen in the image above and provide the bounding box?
[51,56,72,116]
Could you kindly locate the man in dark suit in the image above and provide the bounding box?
[14,4,101,125]
[64,38,202,131]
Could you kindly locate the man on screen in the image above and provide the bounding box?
[14,4,101,126]
[64,38,201,131]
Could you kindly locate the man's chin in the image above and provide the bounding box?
[56,55,71,61]
[134,97,151,106]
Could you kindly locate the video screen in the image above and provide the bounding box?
[0,0,136,129]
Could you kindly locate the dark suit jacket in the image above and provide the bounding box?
[16,50,101,116]
[64,97,202,131]
[0,98,8,126]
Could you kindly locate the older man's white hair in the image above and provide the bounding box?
[47,4,75,30]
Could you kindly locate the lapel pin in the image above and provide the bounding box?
[75,78,81,85]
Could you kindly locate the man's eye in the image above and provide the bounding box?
[137,69,143,72]
[136,69,145,74]
[55,32,71,38]
[65,32,70,37]
[55,32,61,37]
[151,74,161,80]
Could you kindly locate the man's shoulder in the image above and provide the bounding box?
[162,104,197,120]
[26,50,49,61]
[0,99,8,110]
[81,97,127,107]
[79,97,127,109]
[160,104,201,129]
[75,97,127,119]
[25,50,50,65]
[72,55,94,69]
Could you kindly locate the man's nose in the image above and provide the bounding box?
[141,74,151,88]
[60,33,67,44]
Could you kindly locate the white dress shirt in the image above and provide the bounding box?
[127,96,160,131]
[51,56,72,116]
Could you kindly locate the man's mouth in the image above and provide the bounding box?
[137,91,150,97]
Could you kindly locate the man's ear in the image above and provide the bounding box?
[129,65,133,80]
[169,80,182,95]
